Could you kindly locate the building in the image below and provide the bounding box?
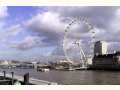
[0,60,9,65]
[59,59,74,64]
[87,57,92,65]
[91,52,120,70]
[94,41,108,55]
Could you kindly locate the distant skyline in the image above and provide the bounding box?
[0,6,120,61]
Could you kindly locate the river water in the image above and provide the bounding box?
[1,69,120,85]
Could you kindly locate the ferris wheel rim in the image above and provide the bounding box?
[62,17,95,62]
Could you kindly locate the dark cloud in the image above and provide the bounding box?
[47,6,119,29]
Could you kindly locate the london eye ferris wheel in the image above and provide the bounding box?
[62,17,95,68]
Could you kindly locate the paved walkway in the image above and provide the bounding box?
[0,72,58,85]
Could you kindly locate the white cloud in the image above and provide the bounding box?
[10,36,40,50]
[0,24,23,44]
[0,6,8,35]
[0,6,8,19]
[9,7,120,55]
[24,11,94,47]
[9,35,49,50]
[108,9,120,34]
[7,24,22,36]
[25,11,66,35]
[23,11,69,48]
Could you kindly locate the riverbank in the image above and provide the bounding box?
[0,69,120,85]
[0,71,58,85]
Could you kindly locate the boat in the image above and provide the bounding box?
[59,67,75,71]
[75,67,88,70]
[67,68,75,71]
[37,68,50,72]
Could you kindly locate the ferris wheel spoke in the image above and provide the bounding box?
[63,17,95,68]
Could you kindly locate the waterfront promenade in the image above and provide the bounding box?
[0,71,58,85]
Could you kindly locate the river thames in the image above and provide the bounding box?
[1,69,120,85]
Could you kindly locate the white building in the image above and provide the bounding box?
[94,41,108,55]
[87,57,93,65]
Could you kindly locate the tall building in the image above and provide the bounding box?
[94,41,107,55]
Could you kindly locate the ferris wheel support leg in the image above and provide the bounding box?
[79,46,87,67]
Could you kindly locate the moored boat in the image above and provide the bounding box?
[37,68,50,72]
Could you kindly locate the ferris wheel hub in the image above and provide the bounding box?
[63,17,95,68]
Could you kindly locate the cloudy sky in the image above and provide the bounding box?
[0,6,120,61]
